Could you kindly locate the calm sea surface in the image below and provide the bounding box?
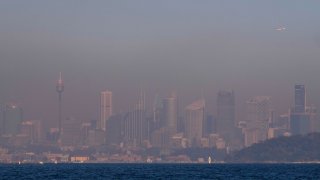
[0,163,319,179]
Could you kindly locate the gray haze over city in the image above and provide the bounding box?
[1,1,320,131]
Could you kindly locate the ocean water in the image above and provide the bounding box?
[0,163,319,179]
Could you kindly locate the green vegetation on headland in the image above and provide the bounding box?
[225,133,320,163]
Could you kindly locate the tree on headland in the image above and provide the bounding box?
[225,133,320,163]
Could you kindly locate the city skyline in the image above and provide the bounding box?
[1,1,320,166]
[1,1,320,128]
[0,78,318,160]
[1,75,319,131]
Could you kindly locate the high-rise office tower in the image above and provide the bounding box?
[185,99,205,147]
[294,84,306,113]
[148,92,178,148]
[20,120,42,143]
[80,122,91,145]
[291,84,314,135]
[162,93,178,132]
[123,91,147,146]
[61,117,81,146]
[152,94,162,131]
[245,96,271,147]
[106,114,123,145]
[216,90,235,143]
[0,104,3,135]
[306,105,318,132]
[99,90,112,131]
[56,72,64,137]
[2,103,23,135]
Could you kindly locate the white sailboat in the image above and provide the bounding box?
[208,156,212,164]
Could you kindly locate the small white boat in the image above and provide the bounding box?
[208,156,212,164]
[146,158,153,163]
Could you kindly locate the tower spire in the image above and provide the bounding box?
[59,72,62,81]
[56,72,64,93]
[56,72,64,142]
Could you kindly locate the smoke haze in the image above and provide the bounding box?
[1,1,320,128]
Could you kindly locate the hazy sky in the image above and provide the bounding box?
[1,1,320,128]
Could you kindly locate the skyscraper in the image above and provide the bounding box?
[290,111,310,135]
[216,90,235,143]
[106,114,123,145]
[1,103,23,136]
[148,93,178,148]
[99,90,112,131]
[162,93,178,132]
[20,120,42,144]
[61,117,81,146]
[151,94,162,131]
[123,91,147,146]
[290,84,313,135]
[185,99,205,147]
[306,105,318,132]
[294,84,306,113]
[56,72,64,137]
[245,96,271,147]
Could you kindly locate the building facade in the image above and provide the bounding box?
[162,94,178,133]
[185,99,205,147]
[99,90,112,131]
[290,84,317,135]
[294,84,306,113]
[245,96,271,147]
[216,90,236,145]
[2,103,23,136]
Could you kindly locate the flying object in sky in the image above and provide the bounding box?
[276,27,286,31]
